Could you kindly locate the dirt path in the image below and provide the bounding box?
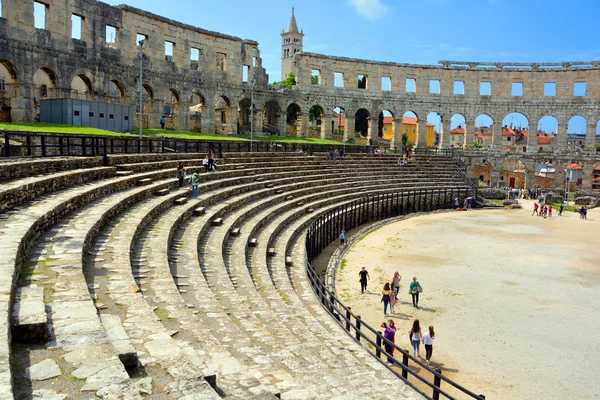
[335,205,600,399]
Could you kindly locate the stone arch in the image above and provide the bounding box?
[427,111,441,148]
[189,92,206,132]
[263,100,282,134]
[566,115,587,150]
[286,102,302,137]
[0,60,19,122]
[0,60,18,81]
[537,115,559,153]
[449,113,466,148]
[71,74,93,100]
[309,104,325,138]
[332,106,347,141]
[354,108,370,138]
[238,98,252,133]
[107,79,126,104]
[501,112,529,152]
[401,111,419,148]
[215,95,232,134]
[378,109,394,143]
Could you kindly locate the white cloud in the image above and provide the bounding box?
[349,0,389,20]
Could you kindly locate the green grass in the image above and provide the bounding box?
[258,135,347,145]
[143,129,249,141]
[0,122,127,136]
[340,258,347,271]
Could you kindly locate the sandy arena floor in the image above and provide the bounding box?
[335,201,600,399]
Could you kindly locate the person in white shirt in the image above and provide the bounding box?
[422,325,435,364]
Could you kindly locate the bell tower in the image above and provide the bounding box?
[281,7,304,80]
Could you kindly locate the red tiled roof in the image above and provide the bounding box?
[595,165,600,171]
[566,163,583,170]
[451,127,465,134]
[537,136,555,145]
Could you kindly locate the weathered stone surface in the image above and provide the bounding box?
[25,359,61,381]
[11,286,47,343]
[100,314,138,368]
[479,188,506,200]
[575,196,595,205]
[32,389,68,399]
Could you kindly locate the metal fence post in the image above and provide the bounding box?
[345,308,351,332]
[3,132,9,157]
[376,333,382,358]
[26,134,32,156]
[58,136,64,156]
[41,135,47,157]
[432,369,442,400]
[355,315,361,342]
[401,350,409,379]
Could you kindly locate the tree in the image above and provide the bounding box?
[311,75,319,85]
[473,139,483,148]
[402,132,409,149]
[286,104,299,125]
[270,73,297,90]
[309,105,322,126]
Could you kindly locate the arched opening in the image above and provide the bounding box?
[450,114,466,148]
[378,110,395,146]
[309,105,325,138]
[189,92,205,132]
[593,163,600,190]
[427,112,441,148]
[401,111,419,148]
[159,88,180,130]
[106,79,126,104]
[333,106,346,140]
[500,158,528,188]
[0,61,18,122]
[71,74,93,100]
[567,115,587,151]
[238,98,252,134]
[138,84,155,129]
[475,114,494,149]
[286,103,301,136]
[473,159,492,186]
[537,115,559,153]
[354,108,370,138]
[501,112,529,152]
[565,162,583,191]
[263,100,282,134]
[215,95,232,134]
[33,67,57,101]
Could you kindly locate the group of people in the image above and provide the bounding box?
[329,147,345,161]
[176,150,218,199]
[381,319,436,364]
[579,206,588,219]
[532,203,555,218]
[357,268,423,311]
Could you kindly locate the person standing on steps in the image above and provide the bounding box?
[422,325,435,364]
[381,320,396,363]
[339,230,345,246]
[338,147,344,161]
[381,282,391,315]
[160,115,166,129]
[177,161,186,189]
[206,149,215,172]
[188,171,201,199]
[358,266,370,294]
[409,319,423,358]
[409,276,422,309]
[391,271,401,300]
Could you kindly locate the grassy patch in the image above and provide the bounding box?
[340,258,347,271]
[0,122,127,136]
[143,129,249,141]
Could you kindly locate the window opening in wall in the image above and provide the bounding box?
[136,33,148,59]
[242,65,249,83]
[165,41,174,62]
[99,113,105,119]
[334,72,343,88]
[453,81,464,95]
[105,25,117,47]
[0,78,5,92]
[40,84,48,98]
[89,112,94,118]
[0,0,2,18]
[405,78,416,93]
[221,111,226,123]
[217,53,226,71]
[544,82,556,97]
[429,79,440,94]
[124,116,129,121]
[480,81,491,96]
[190,47,200,62]
[511,82,523,96]
[109,114,114,119]
[574,82,586,96]
[381,77,391,91]
[311,69,320,85]
[252,57,257,67]
[34,1,47,30]
[71,14,83,40]
[357,74,367,89]
[73,110,80,116]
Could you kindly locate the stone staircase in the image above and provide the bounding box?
[0,151,465,399]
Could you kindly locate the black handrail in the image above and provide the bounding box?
[304,188,484,400]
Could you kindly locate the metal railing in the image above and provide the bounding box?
[305,188,484,400]
[1,131,376,161]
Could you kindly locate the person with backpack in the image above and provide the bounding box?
[409,276,422,309]
[206,150,215,172]
[391,271,401,300]
[177,162,186,189]
[339,230,345,246]
[160,115,166,129]
[188,171,201,198]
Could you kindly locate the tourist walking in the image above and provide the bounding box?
[338,147,344,161]
[548,205,552,217]
[389,287,397,314]
[358,266,370,294]
[409,276,422,309]
[160,115,165,129]
[381,320,396,363]
[177,162,186,189]
[409,319,423,358]
[532,203,539,216]
[188,171,200,198]
[206,149,215,172]
[391,271,401,300]
[339,230,345,246]
[583,206,588,220]
[558,203,564,216]
[329,148,335,161]
[422,325,435,364]
[454,197,460,209]
[381,283,391,315]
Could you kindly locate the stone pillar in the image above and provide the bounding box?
[344,116,355,142]
[492,121,503,149]
[253,109,264,136]
[490,165,501,187]
[229,107,238,135]
[439,119,451,149]
[279,115,287,137]
[202,106,215,134]
[582,163,594,190]
[554,167,566,191]
[585,123,597,154]
[527,126,537,153]
[322,113,332,139]
[417,119,428,148]
[368,116,379,146]
[554,122,567,152]
[464,121,474,148]
[390,118,400,150]
[525,170,536,190]
[298,113,310,137]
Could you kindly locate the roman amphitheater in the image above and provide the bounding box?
[0,1,598,399]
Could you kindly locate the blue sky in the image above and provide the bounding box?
[96,0,600,133]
